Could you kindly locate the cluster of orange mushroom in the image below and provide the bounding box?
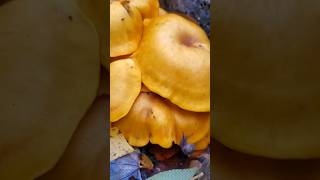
[110,0,210,150]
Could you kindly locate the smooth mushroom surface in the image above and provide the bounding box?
[114,92,210,150]
[134,14,210,112]
[110,58,141,122]
[114,92,176,148]
[110,0,143,57]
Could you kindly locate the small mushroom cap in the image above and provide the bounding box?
[129,0,159,18]
[133,14,210,112]
[110,58,141,122]
[172,104,210,145]
[114,92,175,148]
[110,1,143,57]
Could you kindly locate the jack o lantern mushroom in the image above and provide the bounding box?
[110,2,210,157]
[171,104,210,145]
[133,13,210,112]
[114,91,210,150]
[110,58,141,122]
[114,92,176,148]
[110,0,143,57]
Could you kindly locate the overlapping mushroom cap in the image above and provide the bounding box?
[110,58,141,122]
[110,0,143,57]
[114,92,175,148]
[110,2,210,151]
[133,13,210,112]
[114,91,210,149]
[171,104,210,145]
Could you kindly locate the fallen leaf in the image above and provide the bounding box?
[110,129,134,161]
[110,152,142,180]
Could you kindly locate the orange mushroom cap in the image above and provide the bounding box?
[110,0,143,57]
[114,92,175,148]
[114,91,210,150]
[171,103,210,145]
[110,58,141,122]
[133,13,210,112]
